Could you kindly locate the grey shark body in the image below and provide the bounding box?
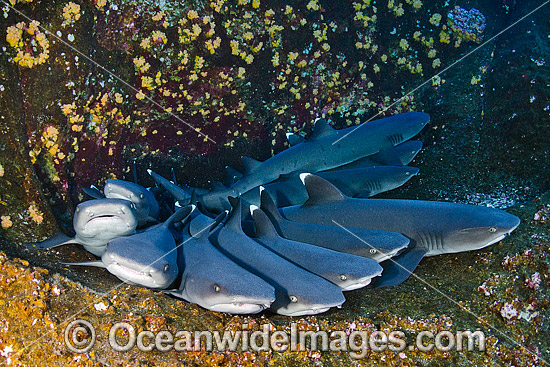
[259,188,409,262]
[99,206,192,288]
[251,207,383,290]
[30,198,138,256]
[197,112,430,212]
[103,179,160,226]
[333,140,423,170]
[147,169,209,202]
[280,174,521,287]
[252,166,419,207]
[64,206,193,289]
[166,211,276,314]
[209,199,346,316]
[150,164,419,211]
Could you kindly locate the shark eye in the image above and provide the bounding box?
[89,212,94,217]
[289,295,298,303]
[488,227,497,233]
[163,264,170,273]
[213,284,221,292]
[339,274,347,281]
[139,193,145,199]
[369,249,377,254]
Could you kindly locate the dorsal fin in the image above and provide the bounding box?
[132,158,139,184]
[190,211,227,239]
[147,169,191,201]
[210,181,226,191]
[163,205,194,228]
[241,156,262,175]
[83,186,104,199]
[300,173,346,206]
[250,206,278,239]
[259,187,285,225]
[225,166,243,185]
[310,118,335,140]
[171,167,178,185]
[190,189,197,204]
[226,197,243,231]
[285,132,305,146]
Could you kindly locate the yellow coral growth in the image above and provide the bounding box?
[62,2,81,27]
[6,21,49,68]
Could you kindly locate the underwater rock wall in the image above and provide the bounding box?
[0,0,501,243]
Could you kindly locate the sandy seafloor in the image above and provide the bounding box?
[1,0,550,366]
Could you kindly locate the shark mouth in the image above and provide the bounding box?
[341,277,374,291]
[109,262,152,279]
[85,214,126,225]
[282,307,331,317]
[485,234,507,247]
[209,302,270,314]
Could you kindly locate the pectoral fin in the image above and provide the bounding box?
[27,232,78,250]
[61,260,106,268]
[373,248,427,288]
[83,186,104,199]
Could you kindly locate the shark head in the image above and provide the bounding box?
[102,236,179,289]
[181,271,275,314]
[379,112,430,146]
[383,166,420,189]
[275,292,344,316]
[104,179,159,223]
[366,241,409,263]
[74,199,138,240]
[438,206,521,255]
[393,140,423,165]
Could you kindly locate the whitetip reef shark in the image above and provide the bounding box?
[29,198,138,256]
[251,206,383,290]
[63,205,194,289]
[164,210,276,314]
[258,187,409,262]
[209,198,346,316]
[85,179,160,226]
[195,112,430,211]
[279,174,521,287]
[148,165,419,211]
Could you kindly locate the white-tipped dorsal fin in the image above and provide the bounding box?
[249,204,259,216]
[241,156,262,175]
[300,173,346,206]
[286,132,305,146]
[310,118,335,140]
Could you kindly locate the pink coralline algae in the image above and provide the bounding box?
[447,7,486,43]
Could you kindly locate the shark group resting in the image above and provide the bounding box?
[28,112,521,315]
